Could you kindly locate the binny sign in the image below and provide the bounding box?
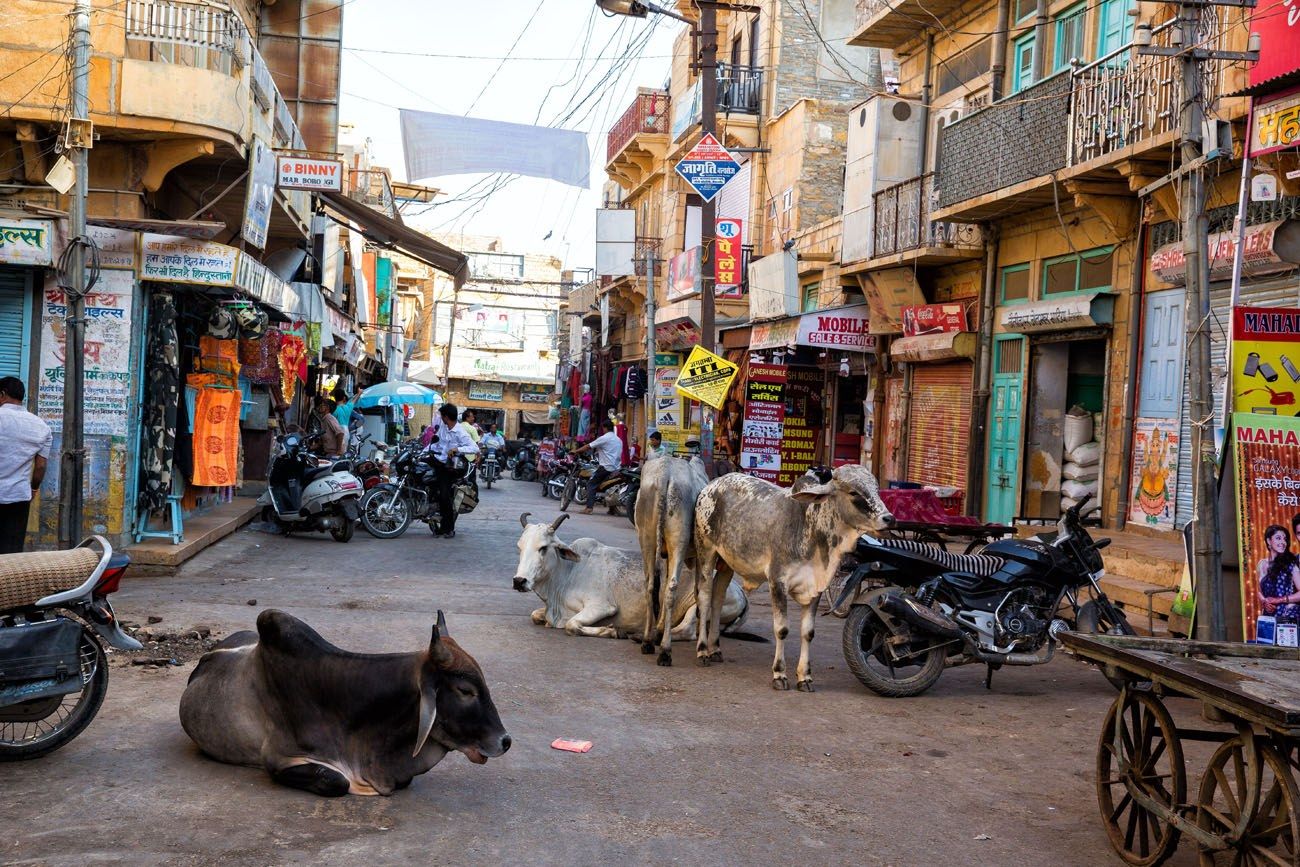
[277,156,344,192]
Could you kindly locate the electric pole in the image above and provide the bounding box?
[644,250,656,445]
[58,0,91,550]
[697,0,718,462]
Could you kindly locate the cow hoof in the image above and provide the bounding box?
[656,650,672,667]
[796,679,815,693]
[641,641,656,655]
[772,676,789,691]
[708,650,724,663]
[696,655,711,667]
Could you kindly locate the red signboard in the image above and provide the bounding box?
[740,363,786,483]
[715,217,743,299]
[901,303,969,338]
[1250,0,1300,89]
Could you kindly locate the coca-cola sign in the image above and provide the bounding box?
[901,303,969,338]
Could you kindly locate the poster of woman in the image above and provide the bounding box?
[1232,412,1300,644]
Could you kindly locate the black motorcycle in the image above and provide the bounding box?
[510,442,538,482]
[0,536,141,760]
[357,441,478,539]
[833,499,1133,697]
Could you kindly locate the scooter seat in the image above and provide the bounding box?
[882,539,1005,577]
[303,466,335,485]
[0,548,101,611]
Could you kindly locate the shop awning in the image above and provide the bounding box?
[319,191,468,285]
[891,330,977,363]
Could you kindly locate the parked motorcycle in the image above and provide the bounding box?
[833,499,1133,697]
[357,441,479,539]
[541,451,573,500]
[560,460,638,515]
[479,447,500,489]
[0,536,142,760]
[346,431,387,491]
[257,432,363,542]
[509,442,538,481]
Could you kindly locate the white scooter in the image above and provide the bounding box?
[257,432,363,542]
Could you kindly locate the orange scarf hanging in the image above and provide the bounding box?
[192,387,241,487]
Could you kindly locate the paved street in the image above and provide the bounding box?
[5,479,1194,865]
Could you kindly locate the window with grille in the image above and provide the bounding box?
[1053,5,1087,72]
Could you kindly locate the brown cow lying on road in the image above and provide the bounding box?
[179,609,511,797]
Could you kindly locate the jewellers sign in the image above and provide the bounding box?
[999,294,1116,333]
[1150,221,1300,285]
[277,156,344,191]
[0,219,54,266]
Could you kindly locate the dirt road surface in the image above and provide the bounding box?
[2,479,1196,865]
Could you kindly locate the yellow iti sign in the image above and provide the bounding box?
[674,345,739,409]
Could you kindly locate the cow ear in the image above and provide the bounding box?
[791,482,834,503]
[413,677,437,758]
[555,542,581,562]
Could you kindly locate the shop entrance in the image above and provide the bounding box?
[987,335,1025,524]
[1022,335,1108,519]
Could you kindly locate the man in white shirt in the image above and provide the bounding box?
[422,403,479,538]
[573,422,624,515]
[0,376,53,554]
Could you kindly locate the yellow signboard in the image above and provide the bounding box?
[674,345,739,410]
[1231,307,1300,415]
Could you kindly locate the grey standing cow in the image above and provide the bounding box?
[635,452,710,666]
[694,464,894,691]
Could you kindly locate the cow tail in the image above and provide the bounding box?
[651,479,670,616]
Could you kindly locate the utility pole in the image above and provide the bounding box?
[696,1,719,462]
[644,251,656,445]
[58,0,91,550]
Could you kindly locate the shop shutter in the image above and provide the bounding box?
[0,271,32,384]
[716,161,751,245]
[906,361,974,491]
[1176,275,1300,526]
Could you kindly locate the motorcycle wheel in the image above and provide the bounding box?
[1076,600,1142,691]
[0,626,107,761]
[330,518,354,543]
[512,463,524,481]
[841,604,946,698]
[358,487,413,539]
[485,469,494,490]
[560,477,576,512]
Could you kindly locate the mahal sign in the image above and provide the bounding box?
[674,133,740,203]
[1250,87,1300,157]
[0,219,54,266]
[277,155,344,191]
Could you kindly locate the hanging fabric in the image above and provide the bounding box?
[238,328,282,384]
[192,387,241,486]
[278,333,307,404]
[138,292,180,512]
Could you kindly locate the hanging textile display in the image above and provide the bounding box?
[238,328,282,384]
[199,336,241,380]
[138,292,180,512]
[278,333,307,405]
[192,387,241,486]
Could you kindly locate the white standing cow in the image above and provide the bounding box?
[694,465,894,691]
[513,512,749,640]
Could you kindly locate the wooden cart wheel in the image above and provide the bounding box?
[1096,689,1187,866]
[1197,738,1300,866]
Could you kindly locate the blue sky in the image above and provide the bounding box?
[339,0,681,270]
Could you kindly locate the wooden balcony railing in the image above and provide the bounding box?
[607,91,670,164]
[873,173,983,257]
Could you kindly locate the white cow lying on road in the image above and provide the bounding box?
[513,513,749,639]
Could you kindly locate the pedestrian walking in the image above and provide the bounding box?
[0,376,52,554]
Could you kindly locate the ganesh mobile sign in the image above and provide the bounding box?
[674,134,740,203]
[674,345,740,409]
[277,156,344,191]
[1231,306,1300,414]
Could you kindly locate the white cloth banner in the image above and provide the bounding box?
[400,109,590,189]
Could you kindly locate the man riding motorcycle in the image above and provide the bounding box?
[421,403,479,538]
[571,421,624,516]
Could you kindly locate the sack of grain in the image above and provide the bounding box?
[1064,405,1094,453]
[1067,441,1102,467]
[1062,478,1098,501]
[1062,461,1099,481]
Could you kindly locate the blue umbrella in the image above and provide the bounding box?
[356,381,441,408]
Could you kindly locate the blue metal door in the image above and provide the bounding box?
[1137,288,1185,418]
[986,335,1026,524]
[0,270,33,385]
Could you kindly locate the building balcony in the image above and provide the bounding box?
[347,169,399,220]
[606,90,671,193]
[932,16,1242,223]
[870,173,983,265]
[850,0,966,49]
[568,278,600,325]
[670,64,763,151]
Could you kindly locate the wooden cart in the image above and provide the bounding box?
[1060,632,1300,866]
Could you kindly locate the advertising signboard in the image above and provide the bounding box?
[740,363,786,482]
[715,217,743,298]
[902,303,969,337]
[276,155,344,191]
[674,134,740,203]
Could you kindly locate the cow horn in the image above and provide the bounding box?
[436,609,448,636]
[549,513,570,533]
[520,512,531,529]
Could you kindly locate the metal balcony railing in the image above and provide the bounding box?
[348,169,399,220]
[873,173,983,257]
[607,91,670,164]
[717,63,762,115]
[125,0,239,74]
[1069,15,1224,166]
[633,237,660,277]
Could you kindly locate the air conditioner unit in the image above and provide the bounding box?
[841,96,924,263]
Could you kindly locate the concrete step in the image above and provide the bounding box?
[126,497,259,573]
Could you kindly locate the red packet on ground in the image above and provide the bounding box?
[551,738,593,753]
